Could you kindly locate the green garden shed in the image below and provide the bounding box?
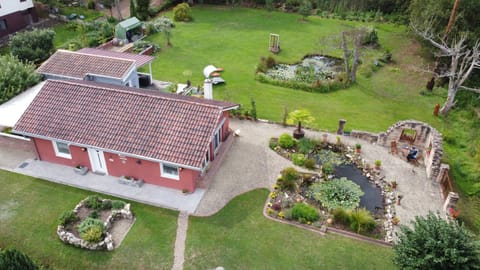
[115,17,143,43]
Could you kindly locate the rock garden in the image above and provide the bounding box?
[266,133,401,243]
[57,195,134,251]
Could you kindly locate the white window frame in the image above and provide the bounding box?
[52,141,71,159]
[160,163,179,180]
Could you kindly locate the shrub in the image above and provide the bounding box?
[283,208,293,220]
[58,210,79,226]
[80,226,104,243]
[271,202,281,211]
[132,40,160,54]
[112,200,126,209]
[77,217,105,235]
[255,72,346,93]
[381,49,392,63]
[279,167,299,191]
[282,167,299,182]
[292,203,319,223]
[173,3,192,22]
[304,158,316,170]
[0,54,41,104]
[308,177,364,210]
[292,153,306,166]
[321,162,334,175]
[297,138,314,154]
[10,28,55,64]
[278,133,295,149]
[85,195,102,209]
[101,199,112,210]
[89,210,99,219]
[0,248,38,270]
[349,208,376,234]
[332,208,350,225]
[269,138,278,150]
[87,0,96,9]
[393,212,480,269]
[361,26,378,46]
[298,0,312,19]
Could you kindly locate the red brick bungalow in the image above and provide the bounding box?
[13,80,238,192]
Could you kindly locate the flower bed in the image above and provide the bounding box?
[267,134,401,243]
[56,195,133,251]
[255,54,347,93]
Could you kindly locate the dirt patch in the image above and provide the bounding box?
[110,218,135,248]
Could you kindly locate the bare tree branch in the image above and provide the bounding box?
[412,22,480,115]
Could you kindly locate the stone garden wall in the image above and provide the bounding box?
[351,120,443,180]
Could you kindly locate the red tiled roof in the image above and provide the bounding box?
[36,50,135,80]
[78,48,154,68]
[13,80,238,169]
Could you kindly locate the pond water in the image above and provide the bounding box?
[266,55,344,83]
[334,164,383,214]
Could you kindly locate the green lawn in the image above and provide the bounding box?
[0,170,177,269]
[186,189,395,269]
[148,6,443,132]
[53,23,78,48]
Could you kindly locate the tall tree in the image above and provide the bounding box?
[130,0,136,17]
[413,25,480,115]
[426,0,461,90]
[393,212,480,269]
[115,0,123,20]
[99,0,114,17]
[341,30,363,83]
[136,0,150,20]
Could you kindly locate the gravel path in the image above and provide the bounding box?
[172,211,188,270]
[194,119,444,227]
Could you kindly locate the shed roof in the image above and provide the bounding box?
[117,17,142,31]
[37,50,135,80]
[13,80,238,169]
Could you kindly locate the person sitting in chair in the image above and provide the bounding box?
[407,147,418,162]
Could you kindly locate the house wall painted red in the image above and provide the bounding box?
[104,153,199,192]
[33,137,199,192]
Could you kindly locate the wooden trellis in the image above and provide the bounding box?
[269,33,280,54]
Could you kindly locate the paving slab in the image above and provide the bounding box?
[195,119,444,228]
[13,159,205,214]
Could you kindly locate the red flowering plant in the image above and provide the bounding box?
[449,207,461,219]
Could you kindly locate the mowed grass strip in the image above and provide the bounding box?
[186,189,395,270]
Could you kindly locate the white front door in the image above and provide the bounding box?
[88,148,108,175]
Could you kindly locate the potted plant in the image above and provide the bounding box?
[375,160,382,169]
[74,165,88,175]
[355,143,361,153]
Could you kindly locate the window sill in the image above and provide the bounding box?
[161,173,179,180]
